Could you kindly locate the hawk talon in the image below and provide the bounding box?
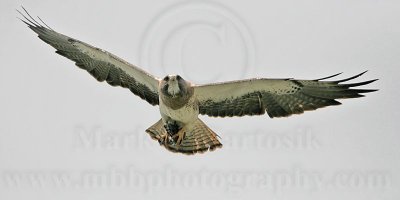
[175,129,186,146]
[158,133,169,145]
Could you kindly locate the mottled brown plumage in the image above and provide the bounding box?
[19,7,378,155]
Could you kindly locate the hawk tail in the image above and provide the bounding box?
[146,119,222,155]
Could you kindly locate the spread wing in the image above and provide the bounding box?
[18,8,160,105]
[194,72,378,118]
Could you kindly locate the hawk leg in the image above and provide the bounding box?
[172,128,186,146]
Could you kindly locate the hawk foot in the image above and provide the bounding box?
[172,129,186,146]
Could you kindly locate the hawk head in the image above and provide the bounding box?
[160,75,190,98]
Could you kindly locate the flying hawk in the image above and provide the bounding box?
[18,8,378,155]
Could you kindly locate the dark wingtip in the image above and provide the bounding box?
[37,16,53,30]
[17,6,37,27]
[361,89,379,93]
[17,6,49,29]
[341,79,379,87]
[334,70,368,83]
[18,6,54,35]
[351,89,379,94]
[314,72,343,81]
[17,16,30,26]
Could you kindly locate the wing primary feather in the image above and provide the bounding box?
[17,16,31,26]
[313,72,343,81]
[37,16,53,30]
[333,70,368,83]
[349,89,378,94]
[20,6,42,27]
[339,79,379,88]
[17,9,38,27]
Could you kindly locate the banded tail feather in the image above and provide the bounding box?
[146,119,222,155]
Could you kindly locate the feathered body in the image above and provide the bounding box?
[151,75,222,154]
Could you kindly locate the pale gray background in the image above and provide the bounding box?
[0,0,398,200]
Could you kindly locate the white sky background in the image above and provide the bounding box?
[0,0,399,199]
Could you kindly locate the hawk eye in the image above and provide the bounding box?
[163,76,169,81]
